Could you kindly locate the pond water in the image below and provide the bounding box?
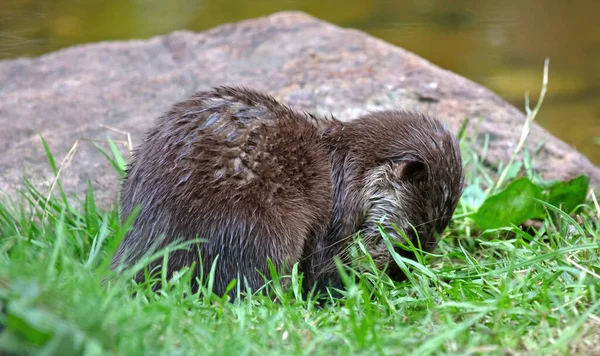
[1,0,598,164]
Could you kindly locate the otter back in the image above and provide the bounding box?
[112,87,332,295]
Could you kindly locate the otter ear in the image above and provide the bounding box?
[397,160,428,182]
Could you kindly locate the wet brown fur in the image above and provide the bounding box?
[112,86,464,296]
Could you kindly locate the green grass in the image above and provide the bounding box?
[1,141,598,356]
[1,65,599,355]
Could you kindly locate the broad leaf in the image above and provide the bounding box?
[473,178,544,230]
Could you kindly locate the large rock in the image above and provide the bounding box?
[0,11,598,209]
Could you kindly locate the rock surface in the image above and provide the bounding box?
[0,11,598,209]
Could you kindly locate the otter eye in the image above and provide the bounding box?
[395,160,428,182]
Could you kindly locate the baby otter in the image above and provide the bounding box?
[111,86,464,296]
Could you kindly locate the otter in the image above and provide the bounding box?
[111,86,464,296]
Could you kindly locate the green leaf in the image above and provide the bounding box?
[39,136,58,176]
[5,305,53,347]
[473,177,544,230]
[545,174,589,213]
[84,182,99,234]
[39,135,68,205]
[107,137,127,175]
[94,138,127,178]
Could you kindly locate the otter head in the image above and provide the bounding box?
[324,110,464,280]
